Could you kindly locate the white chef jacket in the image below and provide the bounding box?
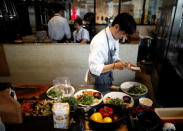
[48,13,71,41]
[73,27,90,42]
[88,26,120,76]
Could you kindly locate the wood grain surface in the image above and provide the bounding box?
[0,45,10,76]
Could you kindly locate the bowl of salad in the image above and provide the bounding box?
[74,89,103,107]
[103,92,134,108]
[46,84,75,99]
[120,81,148,98]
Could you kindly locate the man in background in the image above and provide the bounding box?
[73,17,90,44]
[48,4,71,43]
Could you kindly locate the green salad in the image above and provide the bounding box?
[77,94,94,105]
[47,87,63,99]
[61,97,78,111]
[105,98,124,106]
[128,84,146,95]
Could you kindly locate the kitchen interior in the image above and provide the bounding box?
[0,0,183,131]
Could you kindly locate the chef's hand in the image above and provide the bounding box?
[114,61,128,70]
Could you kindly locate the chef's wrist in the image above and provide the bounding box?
[113,63,115,70]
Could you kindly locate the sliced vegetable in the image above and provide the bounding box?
[105,98,124,106]
[77,94,94,105]
[128,84,146,95]
[47,87,62,99]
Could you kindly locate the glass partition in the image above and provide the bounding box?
[121,0,162,25]
[0,0,162,43]
[96,0,118,25]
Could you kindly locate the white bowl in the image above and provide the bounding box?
[47,84,75,99]
[103,91,134,108]
[120,81,148,97]
[74,89,103,107]
[139,97,153,107]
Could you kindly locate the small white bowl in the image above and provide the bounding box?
[139,97,153,107]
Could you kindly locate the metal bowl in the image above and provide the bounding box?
[88,104,128,130]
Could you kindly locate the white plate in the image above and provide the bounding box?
[46,85,75,99]
[74,89,103,107]
[120,81,148,96]
[103,91,134,107]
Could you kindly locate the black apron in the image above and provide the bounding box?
[91,29,116,85]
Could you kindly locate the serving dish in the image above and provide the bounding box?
[88,104,128,130]
[155,108,183,124]
[139,97,153,107]
[120,81,148,97]
[46,84,75,99]
[103,91,134,108]
[21,100,53,116]
[74,89,103,107]
[136,110,162,131]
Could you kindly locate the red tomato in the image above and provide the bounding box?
[112,114,119,121]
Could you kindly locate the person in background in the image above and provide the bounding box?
[87,13,139,85]
[48,4,71,43]
[73,17,90,44]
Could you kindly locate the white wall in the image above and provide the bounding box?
[0,44,139,85]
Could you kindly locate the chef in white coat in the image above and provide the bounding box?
[73,17,90,44]
[87,13,138,85]
[48,4,71,43]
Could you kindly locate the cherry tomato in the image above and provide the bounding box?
[93,92,101,99]
[112,114,119,121]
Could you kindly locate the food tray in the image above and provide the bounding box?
[21,100,53,117]
[155,108,183,123]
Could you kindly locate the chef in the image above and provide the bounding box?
[87,13,138,85]
[48,4,71,43]
[73,17,90,44]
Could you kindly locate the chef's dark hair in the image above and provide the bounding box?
[54,3,66,13]
[74,17,83,25]
[112,13,136,35]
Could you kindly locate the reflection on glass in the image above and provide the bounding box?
[70,0,94,24]
[96,0,118,24]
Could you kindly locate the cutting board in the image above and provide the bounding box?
[13,84,50,99]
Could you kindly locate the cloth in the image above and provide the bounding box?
[73,27,90,43]
[0,117,5,131]
[88,26,120,76]
[48,13,71,41]
[0,88,22,124]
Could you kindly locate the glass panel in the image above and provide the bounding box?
[121,0,162,25]
[145,0,162,24]
[70,0,94,24]
[96,0,119,24]
[121,0,143,24]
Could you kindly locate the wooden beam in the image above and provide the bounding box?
[0,45,10,76]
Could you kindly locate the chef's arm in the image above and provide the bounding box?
[102,61,128,73]
[80,39,87,44]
